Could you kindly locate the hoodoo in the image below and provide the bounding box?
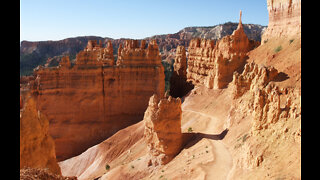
[20,95,61,175]
[187,11,260,89]
[144,94,183,165]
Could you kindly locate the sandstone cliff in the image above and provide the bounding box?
[262,0,301,43]
[144,94,183,165]
[20,95,61,175]
[32,39,165,161]
[187,11,260,89]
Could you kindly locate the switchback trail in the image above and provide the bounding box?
[182,108,233,180]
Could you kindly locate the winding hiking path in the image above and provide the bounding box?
[182,108,233,180]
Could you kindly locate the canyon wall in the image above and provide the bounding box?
[187,12,260,89]
[32,39,165,161]
[262,0,301,42]
[144,94,183,165]
[20,95,61,175]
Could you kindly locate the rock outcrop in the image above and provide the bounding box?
[187,11,260,89]
[169,46,194,97]
[229,61,301,174]
[262,0,301,43]
[20,95,61,175]
[232,62,279,99]
[20,167,77,180]
[32,39,165,161]
[231,61,300,133]
[144,94,183,165]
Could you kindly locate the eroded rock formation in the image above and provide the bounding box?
[187,11,260,89]
[229,61,301,173]
[231,61,300,133]
[144,94,183,165]
[32,39,165,161]
[169,46,194,97]
[262,0,301,42]
[20,95,61,175]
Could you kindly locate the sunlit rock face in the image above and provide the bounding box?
[143,94,183,165]
[32,39,165,161]
[262,0,301,43]
[20,96,61,175]
[187,11,260,89]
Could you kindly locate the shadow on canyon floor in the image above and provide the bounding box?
[273,72,290,82]
[182,129,229,149]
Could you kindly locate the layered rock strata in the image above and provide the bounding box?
[262,0,301,42]
[169,46,194,97]
[144,94,183,165]
[20,95,61,175]
[187,11,260,89]
[32,39,165,161]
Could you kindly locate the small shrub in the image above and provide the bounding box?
[242,134,249,143]
[289,39,294,44]
[131,165,134,169]
[188,127,193,133]
[105,164,110,171]
[263,39,268,44]
[206,150,209,153]
[234,143,242,149]
[274,45,282,53]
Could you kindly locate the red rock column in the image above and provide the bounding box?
[144,94,183,165]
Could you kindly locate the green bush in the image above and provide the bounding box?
[188,127,193,133]
[274,45,282,53]
[105,164,110,170]
[289,39,294,44]
[242,134,249,143]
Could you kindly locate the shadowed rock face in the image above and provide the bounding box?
[169,46,194,98]
[20,95,61,175]
[144,94,183,165]
[32,39,165,161]
[187,12,260,89]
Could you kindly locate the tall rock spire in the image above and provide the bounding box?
[237,10,243,30]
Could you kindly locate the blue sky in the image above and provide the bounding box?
[20,0,268,41]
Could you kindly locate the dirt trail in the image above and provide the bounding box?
[182,108,233,180]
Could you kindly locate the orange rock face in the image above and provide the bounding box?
[143,94,183,165]
[187,12,259,89]
[20,95,61,175]
[262,0,301,42]
[33,39,165,161]
[169,46,194,97]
